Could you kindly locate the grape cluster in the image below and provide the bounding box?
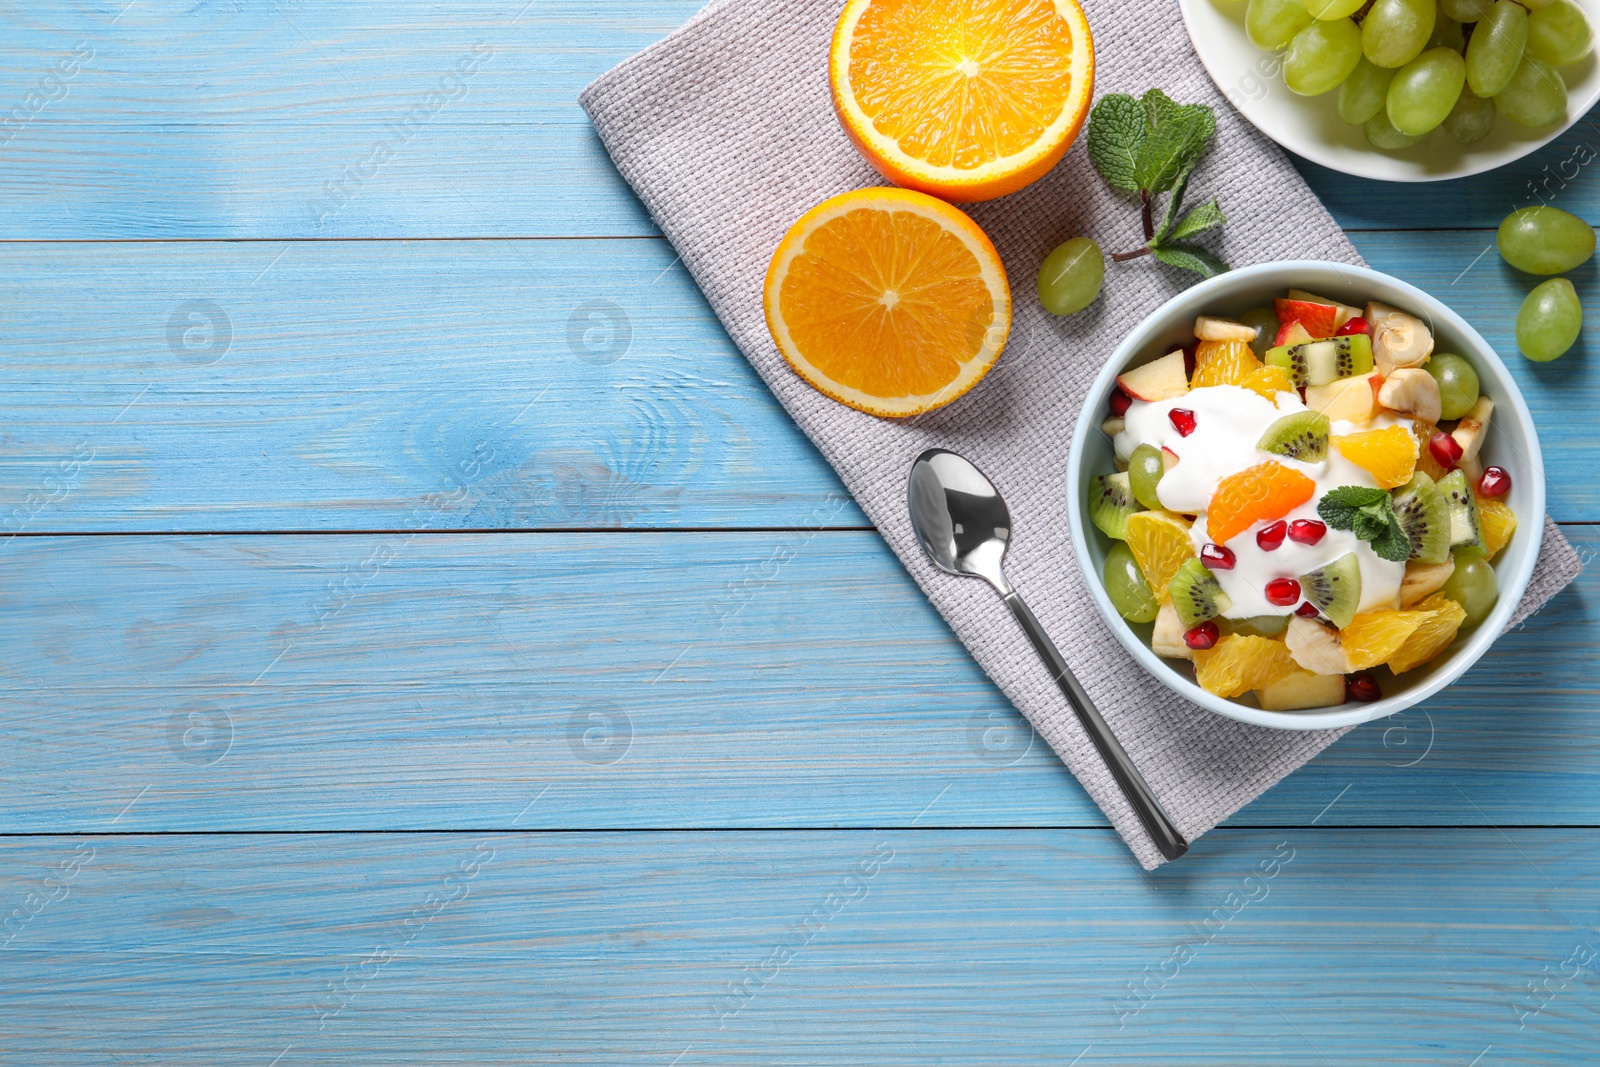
[1241,0,1594,149]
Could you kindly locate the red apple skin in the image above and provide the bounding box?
[1273,298,1338,338]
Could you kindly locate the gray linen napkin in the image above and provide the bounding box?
[581,0,1583,867]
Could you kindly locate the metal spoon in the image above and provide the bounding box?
[907,448,1188,861]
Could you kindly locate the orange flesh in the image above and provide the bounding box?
[779,205,997,397]
[848,0,1082,170]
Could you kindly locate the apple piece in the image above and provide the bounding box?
[1274,298,1339,338]
[1115,349,1189,402]
[1274,320,1314,347]
[1450,395,1493,463]
[1305,370,1381,424]
[1287,289,1360,329]
[1194,315,1259,342]
[1256,668,1347,711]
[1161,446,1180,471]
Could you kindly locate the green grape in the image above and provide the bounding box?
[1340,58,1398,123]
[1286,18,1364,94]
[1441,548,1498,624]
[1439,0,1493,20]
[1430,15,1465,51]
[1365,110,1423,149]
[1037,237,1104,316]
[1128,445,1166,511]
[1229,615,1290,637]
[1387,48,1466,134]
[1424,354,1481,419]
[1464,0,1528,97]
[1363,0,1437,68]
[1518,0,1557,11]
[1516,278,1583,362]
[1305,0,1366,17]
[1526,0,1594,66]
[1497,206,1595,274]
[1442,88,1497,143]
[1238,306,1280,356]
[1104,542,1159,623]
[1494,55,1567,127]
[1249,0,1316,50]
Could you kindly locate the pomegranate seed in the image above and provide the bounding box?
[1295,601,1321,618]
[1335,316,1371,337]
[1265,577,1301,606]
[1346,672,1382,703]
[1200,543,1236,570]
[1109,387,1132,417]
[1429,431,1463,469]
[1288,519,1327,546]
[1479,466,1512,497]
[1184,621,1219,651]
[1169,408,1197,437]
[1256,520,1287,551]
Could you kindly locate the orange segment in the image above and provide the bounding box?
[1341,609,1428,671]
[830,0,1095,202]
[1333,424,1419,490]
[1387,593,1468,674]
[764,188,1011,417]
[1190,339,1261,389]
[1124,510,1194,604]
[1205,461,1318,546]
[1193,635,1298,699]
[1476,494,1517,558]
[1238,364,1295,400]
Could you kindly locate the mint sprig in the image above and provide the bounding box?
[1085,89,1229,279]
[1317,486,1413,564]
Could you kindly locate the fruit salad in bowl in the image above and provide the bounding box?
[1068,261,1543,730]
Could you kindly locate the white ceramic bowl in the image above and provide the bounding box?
[1178,0,1600,182]
[1067,260,1544,730]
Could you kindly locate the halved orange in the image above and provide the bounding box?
[764,187,1011,417]
[830,0,1095,203]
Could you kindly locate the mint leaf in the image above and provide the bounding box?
[1150,242,1229,278]
[1371,522,1414,563]
[1168,199,1227,241]
[1134,114,1211,193]
[1352,510,1389,542]
[1321,486,1389,511]
[1087,94,1147,194]
[1152,162,1194,244]
[1141,89,1215,142]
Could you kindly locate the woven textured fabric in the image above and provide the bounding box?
[580,0,1584,868]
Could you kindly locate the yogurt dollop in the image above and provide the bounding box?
[1112,384,1404,619]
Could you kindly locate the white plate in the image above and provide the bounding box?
[1178,0,1600,181]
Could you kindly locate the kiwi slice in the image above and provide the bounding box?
[1168,556,1233,629]
[1438,469,1486,552]
[1390,473,1451,564]
[1257,411,1331,462]
[1265,335,1375,388]
[1089,472,1139,540]
[1298,552,1362,629]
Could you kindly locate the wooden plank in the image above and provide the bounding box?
[0,233,1592,529]
[1,529,1593,832]
[0,5,1597,238]
[0,238,863,531]
[1,830,1596,1064]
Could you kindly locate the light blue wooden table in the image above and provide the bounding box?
[2,3,1598,1063]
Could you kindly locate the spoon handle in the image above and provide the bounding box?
[1002,591,1188,861]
